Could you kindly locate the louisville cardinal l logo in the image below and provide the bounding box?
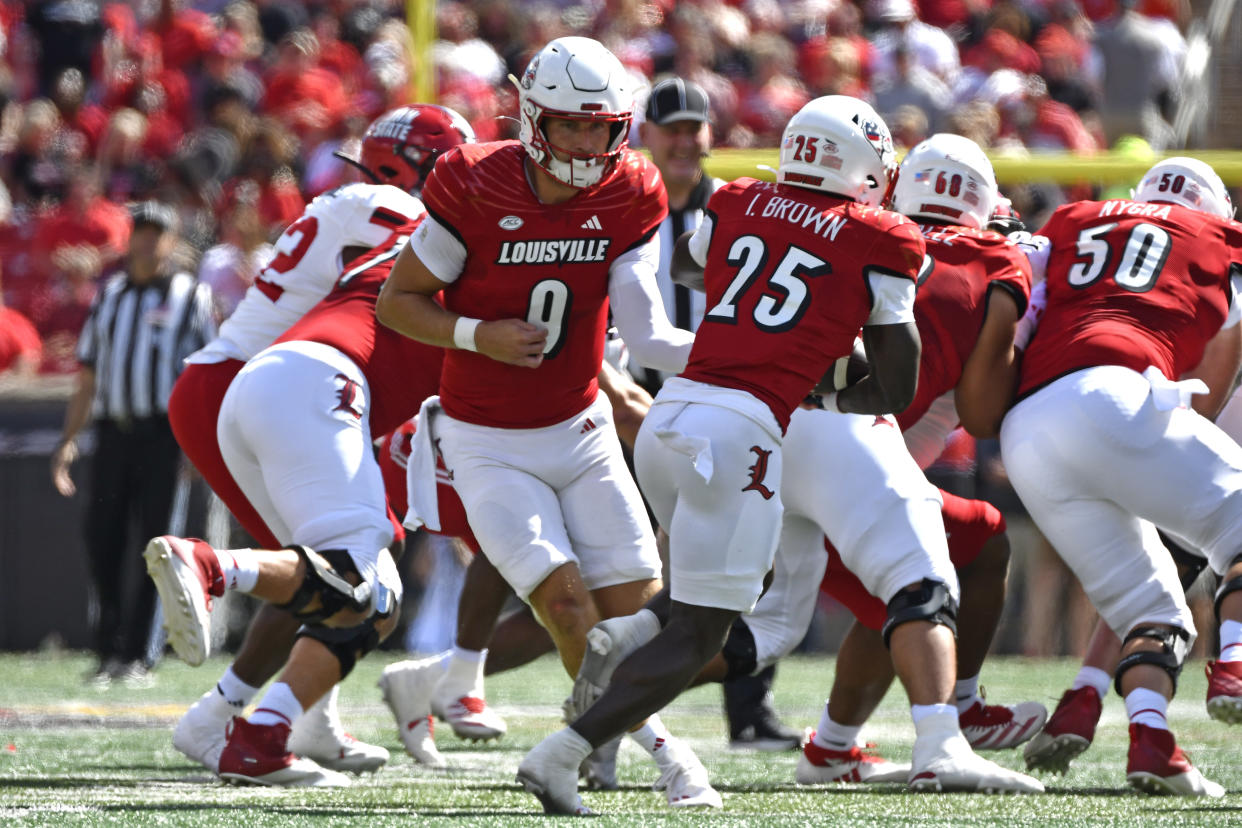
[333,373,364,420]
[742,446,775,500]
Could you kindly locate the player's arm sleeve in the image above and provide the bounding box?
[407,214,467,284]
[671,213,713,293]
[864,269,918,326]
[610,237,696,373]
[1222,264,1242,330]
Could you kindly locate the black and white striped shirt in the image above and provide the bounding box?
[637,174,725,388]
[75,270,217,422]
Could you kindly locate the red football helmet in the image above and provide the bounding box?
[339,104,476,194]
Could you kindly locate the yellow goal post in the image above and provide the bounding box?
[702,149,1242,187]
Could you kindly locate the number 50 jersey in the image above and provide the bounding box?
[681,177,926,431]
[1018,199,1242,399]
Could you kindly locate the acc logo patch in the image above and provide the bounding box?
[499,215,524,230]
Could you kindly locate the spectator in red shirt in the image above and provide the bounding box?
[149,0,218,74]
[0,262,41,377]
[261,29,349,141]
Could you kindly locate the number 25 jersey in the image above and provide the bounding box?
[681,178,926,431]
[415,141,666,428]
[1018,199,1242,398]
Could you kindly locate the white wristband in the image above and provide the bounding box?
[819,391,843,414]
[453,316,482,352]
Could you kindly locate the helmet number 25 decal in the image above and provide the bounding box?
[527,278,573,358]
[705,235,831,332]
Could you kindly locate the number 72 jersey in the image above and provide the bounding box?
[190,182,426,364]
[1018,198,1242,399]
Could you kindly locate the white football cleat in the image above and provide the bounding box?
[517,730,593,815]
[433,695,507,742]
[378,660,446,768]
[795,733,910,784]
[910,722,1044,794]
[653,736,723,808]
[572,609,661,713]
[173,689,233,773]
[581,736,621,790]
[289,686,389,773]
[217,718,352,788]
[143,536,222,667]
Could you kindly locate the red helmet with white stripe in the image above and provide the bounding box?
[341,104,475,195]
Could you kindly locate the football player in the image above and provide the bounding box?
[512,95,933,813]
[376,38,713,810]
[998,157,1242,796]
[164,104,474,775]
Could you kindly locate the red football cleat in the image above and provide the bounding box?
[218,717,350,787]
[959,698,1047,750]
[143,536,224,666]
[1205,660,1242,724]
[1022,686,1101,773]
[1126,723,1223,797]
[795,734,909,784]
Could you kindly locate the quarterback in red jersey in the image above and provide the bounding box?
[145,227,443,788]
[378,38,708,812]
[161,104,472,781]
[1000,157,1242,797]
[514,95,925,813]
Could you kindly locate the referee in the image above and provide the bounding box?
[51,201,217,687]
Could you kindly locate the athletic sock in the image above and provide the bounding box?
[1124,687,1169,730]
[440,646,487,700]
[1218,620,1242,663]
[215,548,260,593]
[813,704,862,750]
[629,714,674,765]
[216,666,261,709]
[911,703,957,727]
[954,675,982,714]
[249,682,303,728]
[1070,666,1112,698]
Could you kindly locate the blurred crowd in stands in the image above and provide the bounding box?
[0,0,1201,377]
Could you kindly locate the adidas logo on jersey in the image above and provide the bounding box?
[580,215,603,230]
[580,418,598,434]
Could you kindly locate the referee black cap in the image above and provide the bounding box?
[645,78,711,126]
[130,201,178,234]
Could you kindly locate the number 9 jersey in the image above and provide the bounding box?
[411,141,667,428]
[1018,199,1242,399]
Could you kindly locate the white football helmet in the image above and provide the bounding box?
[1132,157,1234,219]
[777,96,896,207]
[511,37,633,189]
[891,133,998,230]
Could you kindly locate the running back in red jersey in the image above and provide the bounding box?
[415,141,667,428]
[896,224,1032,430]
[681,177,926,430]
[1019,198,1242,398]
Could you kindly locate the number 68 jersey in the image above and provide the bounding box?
[189,182,425,365]
[681,177,926,431]
[1018,199,1242,399]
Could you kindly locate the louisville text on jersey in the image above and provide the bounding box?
[495,238,612,265]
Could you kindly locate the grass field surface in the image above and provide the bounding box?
[1,652,1239,825]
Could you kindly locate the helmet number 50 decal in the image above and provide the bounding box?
[705,235,831,332]
[527,279,572,358]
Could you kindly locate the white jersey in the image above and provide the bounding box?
[188,183,424,364]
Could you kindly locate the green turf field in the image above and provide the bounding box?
[1,652,1238,825]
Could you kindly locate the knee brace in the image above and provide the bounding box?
[720,616,759,681]
[1157,529,1210,593]
[1214,552,1242,621]
[297,620,382,679]
[275,546,372,624]
[881,579,958,649]
[1113,625,1191,696]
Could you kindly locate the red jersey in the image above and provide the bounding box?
[681,178,925,431]
[276,226,444,436]
[417,141,666,428]
[1019,199,1242,398]
[896,224,1032,431]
